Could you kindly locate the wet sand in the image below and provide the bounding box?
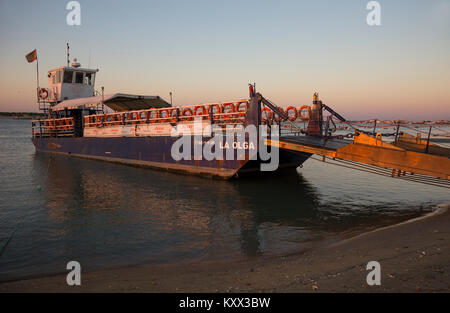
[1,203,449,293]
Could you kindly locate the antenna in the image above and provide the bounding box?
[88,47,91,68]
[170,92,173,106]
[66,43,70,67]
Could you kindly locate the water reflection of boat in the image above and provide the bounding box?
[34,152,323,260]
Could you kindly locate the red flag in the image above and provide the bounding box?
[26,49,37,63]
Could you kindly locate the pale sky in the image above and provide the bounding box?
[0,0,449,120]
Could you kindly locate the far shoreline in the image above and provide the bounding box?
[0,112,44,120]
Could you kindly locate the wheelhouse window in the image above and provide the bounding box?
[63,70,74,83]
[84,73,94,85]
[75,72,84,84]
[57,70,62,83]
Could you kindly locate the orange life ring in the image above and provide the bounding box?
[181,108,193,121]
[236,101,248,117]
[286,106,298,122]
[137,111,147,124]
[111,114,118,125]
[194,106,206,117]
[39,89,49,100]
[148,110,157,123]
[131,112,140,124]
[113,113,121,125]
[261,108,273,123]
[97,115,105,127]
[274,107,285,122]
[207,104,221,118]
[120,113,127,125]
[169,108,178,122]
[298,105,312,121]
[158,109,170,123]
[124,113,132,124]
[48,119,55,130]
[104,115,113,127]
[221,103,235,119]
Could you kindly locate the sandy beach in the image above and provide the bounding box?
[1,203,448,293]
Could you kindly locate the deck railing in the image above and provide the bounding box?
[31,101,322,137]
[84,100,250,128]
[32,117,75,138]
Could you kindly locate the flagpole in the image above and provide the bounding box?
[36,51,40,108]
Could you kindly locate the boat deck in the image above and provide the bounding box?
[267,133,450,181]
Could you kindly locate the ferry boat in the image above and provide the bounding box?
[31,57,317,179]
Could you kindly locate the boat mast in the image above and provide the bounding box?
[66,43,70,67]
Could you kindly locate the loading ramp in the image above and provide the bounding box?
[266,132,450,186]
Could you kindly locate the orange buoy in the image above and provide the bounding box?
[261,108,273,123]
[181,108,193,121]
[298,105,312,121]
[148,110,157,123]
[236,101,248,117]
[97,115,105,127]
[207,104,221,118]
[194,105,206,117]
[39,88,49,100]
[286,106,298,121]
[137,111,148,124]
[221,103,235,119]
[274,107,285,122]
[169,108,178,122]
[158,109,170,123]
[131,112,140,124]
[105,115,113,127]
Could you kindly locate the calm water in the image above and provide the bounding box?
[0,118,449,281]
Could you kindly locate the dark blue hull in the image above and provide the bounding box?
[32,136,310,179]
